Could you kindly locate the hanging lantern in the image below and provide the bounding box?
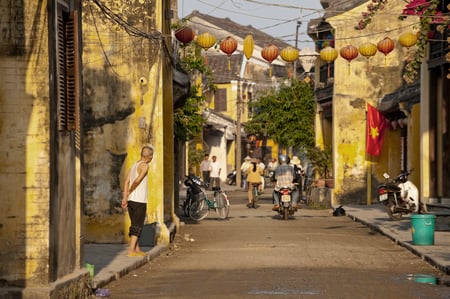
[299,48,319,73]
[358,42,377,72]
[280,46,299,78]
[243,34,254,60]
[399,32,418,49]
[220,36,238,70]
[280,46,299,63]
[261,44,279,77]
[319,46,338,77]
[174,27,195,44]
[377,37,395,66]
[197,32,216,64]
[339,45,359,75]
[243,34,254,75]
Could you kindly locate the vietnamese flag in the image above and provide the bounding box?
[366,103,387,156]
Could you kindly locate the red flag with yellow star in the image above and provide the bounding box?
[366,103,387,156]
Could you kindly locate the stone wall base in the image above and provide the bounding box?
[0,269,92,299]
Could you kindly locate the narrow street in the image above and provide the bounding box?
[104,189,449,298]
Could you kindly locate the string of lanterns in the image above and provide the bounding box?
[174,27,418,77]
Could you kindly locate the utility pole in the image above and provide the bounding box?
[236,77,242,189]
[293,20,302,79]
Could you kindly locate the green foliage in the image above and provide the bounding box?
[307,146,332,179]
[174,42,216,142]
[187,142,205,174]
[245,80,316,149]
[173,85,205,141]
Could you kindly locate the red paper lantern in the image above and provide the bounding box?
[261,44,279,77]
[220,36,238,70]
[339,45,358,75]
[174,27,195,44]
[377,37,395,66]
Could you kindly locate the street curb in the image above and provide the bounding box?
[347,213,450,275]
[92,244,167,289]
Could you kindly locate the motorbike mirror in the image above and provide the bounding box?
[383,173,390,179]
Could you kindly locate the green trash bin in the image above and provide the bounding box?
[411,214,436,245]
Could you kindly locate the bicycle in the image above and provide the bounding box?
[189,187,230,221]
[249,183,260,208]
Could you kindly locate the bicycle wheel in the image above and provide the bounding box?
[189,199,209,221]
[215,192,230,219]
[252,187,258,208]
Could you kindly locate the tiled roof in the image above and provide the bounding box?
[206,53,288,84]
[207,53,243,83]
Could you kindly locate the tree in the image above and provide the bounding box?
[245,80,315,150]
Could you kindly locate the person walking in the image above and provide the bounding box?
[240,156,252,190]
[257,157,266,192]
[200,153,211,186]
[246,158,263,208]
[209,155,222,190]
[121,145,154,257]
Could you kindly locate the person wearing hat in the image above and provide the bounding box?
[291,156,304,198]
[240,156,252,190]
[246,158,263,208]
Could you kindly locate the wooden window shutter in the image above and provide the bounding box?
[214,88,227,111]
[57,9,67,131]
[57,8,80,144]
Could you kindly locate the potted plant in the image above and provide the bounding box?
[307,146,333,188]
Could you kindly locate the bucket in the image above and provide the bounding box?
[411,214,436,245]
[84,263,95,278]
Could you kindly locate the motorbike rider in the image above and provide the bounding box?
[272,155,300,211]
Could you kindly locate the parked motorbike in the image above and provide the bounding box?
[377,169,427,220]
[274,186,297,220]
[181,174,207,217]
[227,169,236,185]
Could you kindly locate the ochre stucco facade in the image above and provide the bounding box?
[316,0,421,205]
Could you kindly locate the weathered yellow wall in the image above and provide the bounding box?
[0,1,51,286]
[326,0,419,204]
[82,1,173,244]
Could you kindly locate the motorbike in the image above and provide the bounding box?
[274,186,297,220]
[181,174,207,217]
[377,169,427,220]
[226,169,236,185]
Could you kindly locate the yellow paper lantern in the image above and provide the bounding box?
[280,46,299,63]
[319,46,338,63]
[196,32,216,64]
[358,42,377,72]
[399,32,418,49]
[243,34,254,60]
[319,46,338,77]
[196,32,216,50]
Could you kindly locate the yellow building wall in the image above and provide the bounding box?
[0,0,51,286]
[82,1,174,244]
[325,0,419,204]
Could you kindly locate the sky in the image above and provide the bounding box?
[177,0,325,49]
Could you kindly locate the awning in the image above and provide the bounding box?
[378,82,420,113]
[202,110,236,140]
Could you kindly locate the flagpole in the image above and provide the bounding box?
[366,103,372,205]
[367,155,372,205]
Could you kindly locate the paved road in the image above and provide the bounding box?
[100,190,450,298]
